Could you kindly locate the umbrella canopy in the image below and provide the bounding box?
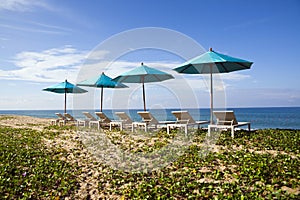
[113,63,174,111]
[43,79,87,113]
[77,72,128,111]
[173,48,253,124]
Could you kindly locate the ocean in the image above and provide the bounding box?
[0,107,299,130]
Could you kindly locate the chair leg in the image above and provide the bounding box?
[231,126,234,138]
[76,121,83,127]
[59,120,65,126]
[167,125,170,134]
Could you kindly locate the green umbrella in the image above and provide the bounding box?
[113,63,174,111]
[173,48,253,124]
[77,72,128,112]
[43,79,87,113]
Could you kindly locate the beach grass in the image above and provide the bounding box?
[0,116,299,199]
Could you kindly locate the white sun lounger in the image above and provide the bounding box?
[89,112,112,129]
[51,113,65,125]
[110,112,133,131]
[133,111,174,132]
[55,113,77,126]
[167,111,209,135]
[63,113,78,126]
[76,112,97,127]
[208,111,251,138]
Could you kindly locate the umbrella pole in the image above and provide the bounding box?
[64,89,67,114]
[100,86,103,112]
[142,82,146,111]
[210,66,213,124]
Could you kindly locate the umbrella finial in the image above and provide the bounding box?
[141,62,144,65]
[209,47,213,52]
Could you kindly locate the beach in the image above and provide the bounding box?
[1,107,300,130]
[0,114,299,199]
[0,115,49,130]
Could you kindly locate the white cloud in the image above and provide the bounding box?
[0,23,70,35]
[0,45,88,83]
[1,46,252,93]
[0,0,50,12]
[28,21,73,32]
[87,50,111,61]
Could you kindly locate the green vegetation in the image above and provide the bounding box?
[96,129,300,199]
[0,123,299,199]
[0,126,80,199]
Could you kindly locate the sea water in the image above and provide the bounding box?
[0,107,299,130]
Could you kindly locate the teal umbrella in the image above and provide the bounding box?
[43,79,87,113]
[77,72,128,112]
[173,48,253,124]
[113,63,174,111]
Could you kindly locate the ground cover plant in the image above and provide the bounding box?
[0,126,80,199]
[0,117,299,199]
[94,129,299,199]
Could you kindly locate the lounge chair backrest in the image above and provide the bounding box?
[95,112,111,123]
[172,111,195,124]
[115,112,133,123]
[137,111,159,124]
[64,113,76,121]
[55,113,65,120]
[213,111,238,125]
[83,112,97,121]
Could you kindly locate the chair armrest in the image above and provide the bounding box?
[176,119,190,124]
[217,120,234,125]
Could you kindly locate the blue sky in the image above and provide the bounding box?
[0,0,300,110]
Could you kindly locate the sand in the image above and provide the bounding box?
[0,115,49,129]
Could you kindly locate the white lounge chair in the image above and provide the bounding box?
[77,112,97,127]
[110,112,133,131]
[55,113,77,126]
[51,113,65,125]
[167,111,209,135]
[208,111,251,138]
[62,113,78,126]
[89,112,112,129]
[133,111,174,132]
